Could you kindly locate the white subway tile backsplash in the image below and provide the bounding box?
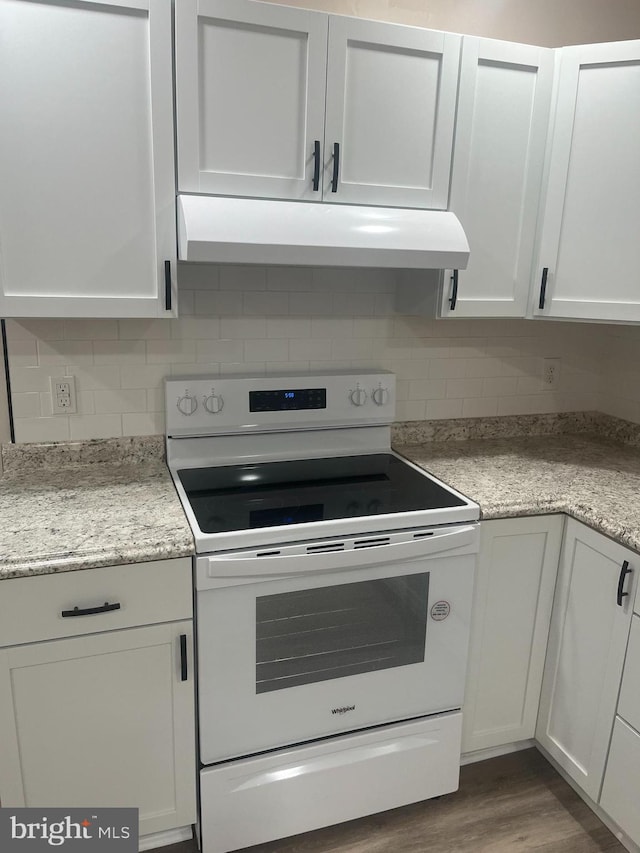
[146,339,197,365]
[15,416,70,443]
[94,389,147,414]
[70,414,123,440]
[243,291,289,315]
[267,317,312,339]
[289,339,332,362]
[38,340,94,366]
[6,319,64,342]
[244,339,289,363]
[12,392,40,419]
[445,378,484,399]
[220,265,266,291]
[196,339,244,363]
[195,290,244,316]
[267,266,314,292]
[93,340,146,365]
[118,319,172,340]
[122,412,164,436]
[426,398,464,420]
[63,319,119,340]
[6,264,624,443]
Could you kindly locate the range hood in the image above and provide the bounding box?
[177,195,469,270]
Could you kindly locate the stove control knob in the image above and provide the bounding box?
[372,386,390,406]
[349,386,368,407]
[203,393,224,414]
[177,393,198,416]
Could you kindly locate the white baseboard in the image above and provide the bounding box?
[139,825,194,851]
[461,738,536,766]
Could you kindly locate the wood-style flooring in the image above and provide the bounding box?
[158,748,624,853]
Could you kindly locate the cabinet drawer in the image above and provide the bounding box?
[0,558,192,647]
[600,717,640,847]
[618,615,640,732]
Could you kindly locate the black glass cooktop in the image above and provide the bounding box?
[178,453,466,534]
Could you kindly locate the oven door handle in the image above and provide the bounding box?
[203,524,478,580]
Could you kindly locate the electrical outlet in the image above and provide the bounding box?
[50,376,77,414]
[543,358,561,387]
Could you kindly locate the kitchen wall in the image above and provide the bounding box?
[257,0,640,47]
[5,263,610,443]
[4,0,640,444]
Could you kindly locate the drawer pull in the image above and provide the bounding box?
[180,634,188,681]
[61,601,121,618]
[617,560,632,607]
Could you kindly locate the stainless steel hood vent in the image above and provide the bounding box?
[177,195,469,269]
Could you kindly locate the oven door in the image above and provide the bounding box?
[196,524,479,764]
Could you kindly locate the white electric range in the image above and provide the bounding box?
[166,370,479,853]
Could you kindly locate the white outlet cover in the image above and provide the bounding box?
[49,375,77,415]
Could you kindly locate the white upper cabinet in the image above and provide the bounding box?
[441,38,554,317]
[0,0,177,318]
[534,40,640,322]
[175,0,328,201]
[175,0,460,209]
[324,17,460,209]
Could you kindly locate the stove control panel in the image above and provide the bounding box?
[166,371,395,437]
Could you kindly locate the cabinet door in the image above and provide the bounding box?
[442,39,554,318]
[462,516,562,754]
[534,40,640,322]
[324,17,460,209]
[0,622,196,836]
[176,0,328,201]
[600,718,640,848]
[536,519,637,801]
[0,0,176,318]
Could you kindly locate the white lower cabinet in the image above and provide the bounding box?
[462,515,562,754]
[0,560,196,838]
[600,614,640,848]
[536,519,638,802]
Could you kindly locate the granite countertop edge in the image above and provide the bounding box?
[3,413,640,580]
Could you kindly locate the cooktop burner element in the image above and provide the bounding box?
[178,452,467,534]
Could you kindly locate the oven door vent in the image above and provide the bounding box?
[413,531,435,539]
[306,542,346,554]
[353,536,392,549]
[256,550,282,557]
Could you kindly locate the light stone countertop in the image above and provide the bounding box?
[0,438,194,580]
[395,433,640,554]
[3,416,640,581]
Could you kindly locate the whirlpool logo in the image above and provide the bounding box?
[331,704,356,715]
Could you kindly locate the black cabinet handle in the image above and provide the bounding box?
[180,634,188,681]
[331,142,340,192]
[538,267,548,310]
[312,140,321,191]
[61,602,121,618]
[164,260,172,311]
[449,270,459,311]
[617,560,632,606]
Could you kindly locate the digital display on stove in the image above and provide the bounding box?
[250,388,326,412]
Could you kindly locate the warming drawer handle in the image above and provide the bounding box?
[206,524,478,579]
[61,601,121,618]
[617,560,632,607]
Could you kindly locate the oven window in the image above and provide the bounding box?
[255,574,429,694]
